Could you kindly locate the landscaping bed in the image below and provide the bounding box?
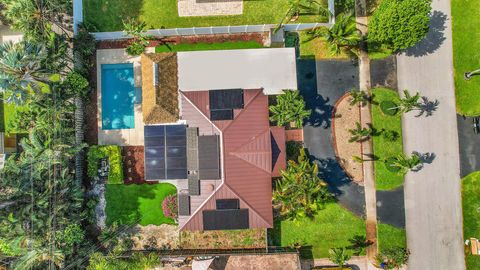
[268,203,366,258]
[122,146,145,184]
[105,183,177,226]
[87,145,124,184]
[155,40,264,53]
[452,0,480,116]
[462,171,480,269]
[332,93,364,184]
[84,0,328,31]
[180,229,266,249]
[371,88,405,190]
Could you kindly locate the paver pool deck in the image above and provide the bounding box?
[96,48,154,146]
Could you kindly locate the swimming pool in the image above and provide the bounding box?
[101,63,135,130]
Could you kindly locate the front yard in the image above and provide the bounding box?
[371,88,405,190]
[462,171,480,269]
[269,203,366,258]
[377,223,406,252]
[84,0,328,32]
[105,183,177,226]
[452,0,480,116]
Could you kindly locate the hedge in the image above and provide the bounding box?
[87,145,124,184]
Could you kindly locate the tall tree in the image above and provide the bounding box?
[306,13,361,56]
[368,0,431,51]
[269,90,311,128]
[273,148,331,220]
[395,90,422,113]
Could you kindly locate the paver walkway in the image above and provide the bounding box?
[396,0,465,268]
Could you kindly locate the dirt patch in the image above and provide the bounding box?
[180,229,266,249]
[96,33,268,49]
[122,146,145,184]
[332,93,364,184]
[125,224,180,250]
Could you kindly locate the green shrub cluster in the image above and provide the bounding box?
[87,145,124,184]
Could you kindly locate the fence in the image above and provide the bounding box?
[92,22,333,41]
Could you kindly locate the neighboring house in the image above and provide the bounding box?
[97,48,297,231]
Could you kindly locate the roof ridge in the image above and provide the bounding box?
[216,89,263,132]
[230,128,272,174]
[180,91,222,134]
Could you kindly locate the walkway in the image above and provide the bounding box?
[396,0,465,268]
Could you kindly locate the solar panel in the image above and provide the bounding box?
[216,199,239,210]
[209,89,244,110]
[144,125,187,180]
[203,209,249,230]
[210,109,233,121]
[198,135,220,180]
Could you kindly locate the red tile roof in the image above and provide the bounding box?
[179,89,285,230]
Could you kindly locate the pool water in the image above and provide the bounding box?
[101,63,135,130]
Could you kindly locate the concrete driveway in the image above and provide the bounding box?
[396,0,465,268]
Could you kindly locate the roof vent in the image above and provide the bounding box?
[153,62,159,86]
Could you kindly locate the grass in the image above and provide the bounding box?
[377,223,406,252]
[371,88,405,190]
[298,31,349,59]
[462,171,480,269]
[105,183,177,226]
[155,41,264,53]
[452,0,480,116]
[269,203,366,258]
[84,0,328,32]
[368,42,394,60]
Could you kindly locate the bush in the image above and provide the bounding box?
[64,71,89,98]
[87,145,124,184]
[382,130,399,142]
[380,100,398,116]
[384,157,402,173]
[269,90,311,128]
[162,194,178,220]
[368,0,431,51]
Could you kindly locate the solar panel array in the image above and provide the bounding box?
[145,125,187,180]
[209,89,244,121]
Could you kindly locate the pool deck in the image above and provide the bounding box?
[96,48,154,146]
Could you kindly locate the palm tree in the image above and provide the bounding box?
[1,0,71,41]
[306,13,361,56]
[276,0,331,30]
[348,235,372,256]
[0,41,54,104]
[273,148,331,220]
[329,247,351,269]
[386,152,422,173]
[464,68,480,80]
[393,90,422,114]
[349,89,369,107]
[348,122,375,142]
[269,90,311,128]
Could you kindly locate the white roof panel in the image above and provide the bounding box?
[177,48,297,95]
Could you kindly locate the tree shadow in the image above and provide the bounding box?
[415,96,440,117]
[411,151,436,172]
[404,11,447,57]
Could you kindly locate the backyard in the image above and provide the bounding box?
[84,0,328,32]
[269,202,366,258]
[105,183,177,226]
[155,40,264,53]
[462,171,480,269]
[452,0,480,116]
[371,88,405,190]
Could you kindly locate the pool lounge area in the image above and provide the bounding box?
[97,48,150,146]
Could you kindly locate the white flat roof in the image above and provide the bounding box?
[177,48,297,95]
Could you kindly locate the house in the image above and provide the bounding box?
[97,48,297,231]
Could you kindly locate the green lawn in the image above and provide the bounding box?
[377,223,406,252]
[84,0,328,32]
[371,88,405,190]
[105,183,177,226]
[269,203,366,258]
[298,31,349,60]
[452,0,480,116]
[462,171,480,269]
[155,41,263,53]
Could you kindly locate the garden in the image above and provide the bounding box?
[83,0,329,32]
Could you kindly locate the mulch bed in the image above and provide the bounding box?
[85,53,98,145]
[122,146,146,184]
[179,229,267,249]
[96,32,267,49]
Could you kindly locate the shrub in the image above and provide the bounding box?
[269,90,311,128]
[126,42,146,56]
[380,100,398,116]
[87,145,124,184]
[64,71,89,98]
[162,194,178,220]
[382,130,399,142]
[368,0,431,52]
[123,18,149,56]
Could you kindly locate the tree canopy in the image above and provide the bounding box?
[368,0,432,51]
